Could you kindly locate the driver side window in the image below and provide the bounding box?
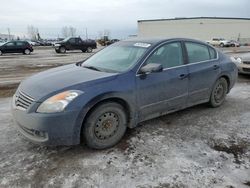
[68,38,76,44]
[145,42,184,69]
[5,42,15,47]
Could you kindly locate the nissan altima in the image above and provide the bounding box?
[12,38,238,149]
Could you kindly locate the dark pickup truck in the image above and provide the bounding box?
[54,37,97,53]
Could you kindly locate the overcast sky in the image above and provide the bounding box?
[0,0,249,39]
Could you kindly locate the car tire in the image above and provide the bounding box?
[82,49,86,53]
[24,49,31,55]
[82,102,127,149]
[219,43,224,47]
[209,77,228,108]
[59,46,66,53]
[86,47,93,53]
[0,50,2,56]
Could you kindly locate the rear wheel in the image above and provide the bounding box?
[86,47,92,53]
[209,78,228,107]
[59,46,66,53]
[219,43,224,47]
[24,49,31,55]
[0,50,2,55]
[82,102,127,149]
[82,49,86,53]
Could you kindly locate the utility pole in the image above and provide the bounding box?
[85,27,88,39]
[7,28,11,40]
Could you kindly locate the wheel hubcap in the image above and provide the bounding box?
[94,112,119,140]
[87,47,92,52]
[214,83,224,103]
[60,48,65,53]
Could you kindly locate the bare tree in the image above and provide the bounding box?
[61,26,77,38]
[61,26,69,38]
[27,25,39,40]
[69,27,76,37]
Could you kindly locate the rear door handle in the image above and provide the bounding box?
[179,73,189,80]
[213,65,220,70]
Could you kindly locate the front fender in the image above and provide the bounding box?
[72,91,138,144]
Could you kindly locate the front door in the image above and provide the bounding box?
[3,42,16,53]
[136,41,189,122]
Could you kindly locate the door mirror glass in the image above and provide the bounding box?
[139,63,163,74]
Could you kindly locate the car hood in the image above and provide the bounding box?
[55,41,64,45]
[19,64,118,101]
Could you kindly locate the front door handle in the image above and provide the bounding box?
[179,73,189,80]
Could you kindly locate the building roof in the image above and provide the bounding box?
[138,17,250,22]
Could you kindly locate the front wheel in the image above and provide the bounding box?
[219,43,224,47]
[59,46,66,53]
[209,78,228,107]
[82,102,127,149]
[0,50,2,55]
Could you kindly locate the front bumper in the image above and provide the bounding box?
[12,106,82,146]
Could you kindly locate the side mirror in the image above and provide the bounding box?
[139,63,163,74]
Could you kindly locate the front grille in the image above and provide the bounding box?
[242,68,250,72]
[15,91,34,110]
[243,61,250,65]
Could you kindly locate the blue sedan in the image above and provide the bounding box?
[12,38,238,149]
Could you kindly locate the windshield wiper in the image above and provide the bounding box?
[83,65,101,72]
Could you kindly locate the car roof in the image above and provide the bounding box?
[7,40,28,42]
[123,37,208,46]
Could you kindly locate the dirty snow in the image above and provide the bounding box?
[0,77,250,188]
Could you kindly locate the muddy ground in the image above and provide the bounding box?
[0,47,250,188]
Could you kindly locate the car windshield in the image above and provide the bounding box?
[82,42,149,73]
[62,37,71,42]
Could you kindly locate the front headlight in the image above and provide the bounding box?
[235,57,242,64]
[231,57,242,64]
[54,44,61,47]
[37,90,82,113]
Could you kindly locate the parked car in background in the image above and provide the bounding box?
[27,41,40,46]
[207,38,231,47]
[232,56,250,74]
[106,39,120,45]
[54,37,97,53]
[229,40,240,47]
[12,38,237,149]
[0,41,33,55]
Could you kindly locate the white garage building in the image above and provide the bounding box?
[137,17,250,43]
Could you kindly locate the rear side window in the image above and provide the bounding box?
[208,47,217,59]
[16,42,25,46]
[185,42,210,63]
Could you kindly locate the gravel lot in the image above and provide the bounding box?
[0,46,250,188]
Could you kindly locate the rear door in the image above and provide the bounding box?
[136,41,189,121]
[16,41,25,52]
[184,41,220,106]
